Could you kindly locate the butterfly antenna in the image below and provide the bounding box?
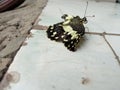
[84,1,88,17]
[58,8,63,15]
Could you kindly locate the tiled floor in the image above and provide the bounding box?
[106,36,120,58]
[1,0,120,90]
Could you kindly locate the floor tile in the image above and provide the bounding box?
[6,30,120,90]
[3,0,120,90]
[39,0,120,34]
[106,35,120,57]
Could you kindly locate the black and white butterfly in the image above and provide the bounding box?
[46,14,88,51]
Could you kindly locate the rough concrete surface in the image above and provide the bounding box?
[0,0,48,81]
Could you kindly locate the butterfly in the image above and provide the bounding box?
[46,14,87,51]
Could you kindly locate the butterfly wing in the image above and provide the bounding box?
[63,36,80,51]
[46,23,64,41]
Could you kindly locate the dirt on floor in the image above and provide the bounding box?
[0,0,48,82]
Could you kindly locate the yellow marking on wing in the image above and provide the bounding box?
[51,32,57,37]
[62,26,78,39]
[71,41,73,44]
[55,37,59,39]
[50,26,54,29]
[66,15,73,20]
[61,35,64,38]
[63,20,70,25]
[50,30,53,32]
[53,32,57,35]
[63,39,68,42]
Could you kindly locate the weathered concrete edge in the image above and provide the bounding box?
[0,0,48,82]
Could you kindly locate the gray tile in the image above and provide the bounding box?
[39,0,120,34]
[106,35,120,58]
[6,30,120,90]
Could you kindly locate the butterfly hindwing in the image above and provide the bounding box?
[47,23,64,41]
[63,37,80,51]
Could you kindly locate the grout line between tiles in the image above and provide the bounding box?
[102,34,120,66]
[33,25,120,36]
[85,32,120,36]
[85,31,120,66]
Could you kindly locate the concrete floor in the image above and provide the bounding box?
[1,0,120,90]
[0,0,47,82]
